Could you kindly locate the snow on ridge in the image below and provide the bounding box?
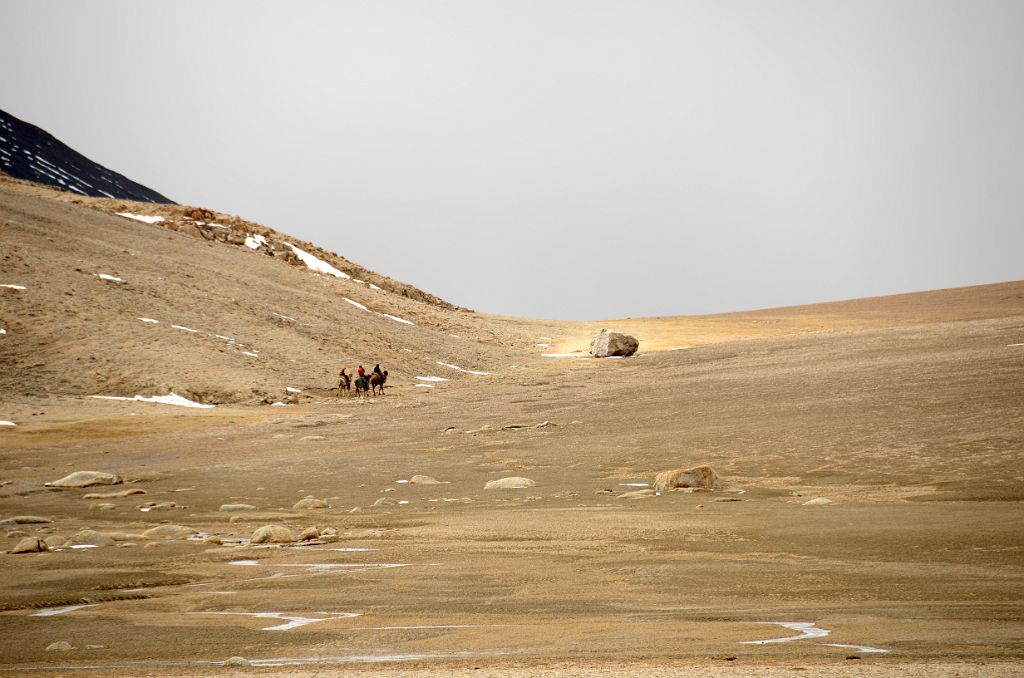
[244,234,267,249]
[284,242,350,279]
[343,297,370,312]
[90,393,215,409]
[116,213,165,224]
[379,313,414,326]
[436,361,490,376]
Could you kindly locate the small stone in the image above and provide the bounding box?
[219,503,257,512]
[299,527,320,541]
[410,475,443,485]
[205,535,224,545]
[92,503,117,511]
[617,489,657,499]
[372,497,400,508]
[348,507,363,513]
[714,497,742,502]
[83,489,146,499]
[803,497,834,506]
[0,515,52,525]
[696,504,704,509]
[320,527,338,537]
[224,656,251,667]
[85,644,106,650]
[653,466,719,492]
[292,495,328,510]
[46,641,75,652]
[43,535,67,549]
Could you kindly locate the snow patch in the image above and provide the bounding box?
[95,273,124,282]
[243,351,259,357]
[741,621,829,645]
[284,243,350,278]
[379,313,414,325]
[286,387,302,393]
[137,318,159,324]
[436,361,490,376]
[245,234,267,249]
[90,393,215,409]
[542,353,586,358]
[0,421,16,426]
[1,284,27,290]
[416,376,448,383]
[415,384,435,389]
[270,402,290,407]
[821,643,888,654]
[171,325,198,333]
[32,604,100,617]
[117,213,165,224]
[342,297,370,312]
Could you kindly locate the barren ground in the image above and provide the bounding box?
[1,178,1023,676]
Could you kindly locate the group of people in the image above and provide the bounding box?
[338,363,387,396]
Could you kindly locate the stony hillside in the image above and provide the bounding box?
[0,109,173,203]
[0,175,555,405]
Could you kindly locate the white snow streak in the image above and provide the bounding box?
[0,421,16,426]
[286,387,302,393]
[436,361,490,376]
[379,313,414,325]
[342,297,369,312]
[116,213,165,224]
[284,243,350,279]
[137,318,159,324]
[90,393,215,409]
[1,284,27,290]
[172,325,198,333]
[741,621,829,645]
[416,376,448,382]
[95,273,124,282]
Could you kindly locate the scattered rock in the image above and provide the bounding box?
[205,535,224,545]
[535,420,553,428]
[85,644,106,650]
[229,512,303,523]
[137,501,182,511]
[409,475,443,485]
[45,471,122,488]
[10,536,47,553]
[0,515,52,525]
[70,529,116,547]
[653,465,719,492]
[372,497,400,508]
[43,535,67,549]
[484,477,536,490]
[83,489,146,499]
[298,527,320,541]
[91,503,117,511]
[46,641,75,652]
[617,489,657,499]
[141,525,197,540]
[292,496,328,510]
[251,525,294,544]
[714,497,742,502]
[321,527,338,537]
[589,329,639,358]
[595,489,615,495]
[219,503,258,512]
[224,656,251,667]
[348,507,363,513]
[7,529,28,538]
[803,497,834,506]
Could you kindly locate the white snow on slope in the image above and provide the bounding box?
[436,361,490,376]
[416,376,448,383]
[95,273,124,282]
[284,242,350,279]
[0,421,16,426]
[172,325,198,333]
[116,213,165,224]
[0,328,7,335]
[1,284,27,290]
[741,621,829,644]
[343,297,369,312]
[286,387,302,393]
[380,313,414,325]
[137,318,159,324]
[90,393,215,409]
[245,234,267,249]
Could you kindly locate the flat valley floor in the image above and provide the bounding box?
[2,288,1023,677]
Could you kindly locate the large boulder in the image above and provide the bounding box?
[652,465,719,492]
[484,477,536,490]
[410,475,443,485]
[45,471,123,488]
[589,329,639,358]
[10,537,48,553]
[141,524,197,540]
[0,515,52,525]
[69,529,116,547]
[251,525,294,544]
[292,496,328,510]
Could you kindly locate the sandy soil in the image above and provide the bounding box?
[1,177,1023,676]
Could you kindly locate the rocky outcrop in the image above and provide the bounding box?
[589,329,639,358]
[45,471,123,488]
[652,465,719,492]
[292,496,328,510]
[484,477,536,490]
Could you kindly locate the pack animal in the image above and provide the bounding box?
[369,370,388,396]
[353,375,370,397]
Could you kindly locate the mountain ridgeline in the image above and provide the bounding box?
[0,108,173,204]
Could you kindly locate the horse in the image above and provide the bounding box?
[353,375,370,397]
[370,370,388,396]
[338,370,351,396]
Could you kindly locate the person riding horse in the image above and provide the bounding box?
[338,366,351,396]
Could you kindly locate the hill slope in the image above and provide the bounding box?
[0,108,173,203]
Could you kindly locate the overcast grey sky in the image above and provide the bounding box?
[4,1,1023,319]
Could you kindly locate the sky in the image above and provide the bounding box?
[3,1,1023,320]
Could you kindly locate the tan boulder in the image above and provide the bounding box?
[46,641,75,652]
[372,497,399,507]
[298,527,320,541]
[652,465,719,492]
[484,477,536,490]
[45,471,122,488]
[410,475,443,485]
[617,488,657,499]
[83,489,146,499]
[69,529,116,547]
[141,525,197,540]
[292,495,328,510]
[0,515,52,525]
[10,537,47,553]
[43,535,67,549]
[219,503,257,512]
[251,525,294,544]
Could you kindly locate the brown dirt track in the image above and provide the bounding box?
[1,177,1023,676]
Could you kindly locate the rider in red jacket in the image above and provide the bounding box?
[357,365,365,378]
